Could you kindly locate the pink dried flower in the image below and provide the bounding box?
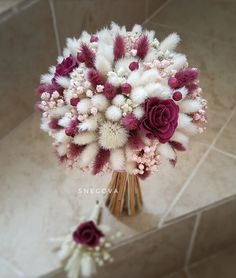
[114,35,125,61]
[121,83,132,94]
[135,35,148,59]
[168,77,179,89]
[90,36,98,43]
[70,97,80,106]
[122,114,138,130]
[87,69,105,88]
[92,149,110,175]
[104,82,117,100]
[65,119,80,137]
[129,61,139,71]
[172,91,182,101]
[138,168,150,179]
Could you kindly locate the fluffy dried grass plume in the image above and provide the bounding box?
[99,121,128,149]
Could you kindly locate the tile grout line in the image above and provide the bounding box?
[212,146,236,160]
[158,107,236,228]
[49,0,61,56]
[185,212,201,267]
[142,0,173,25]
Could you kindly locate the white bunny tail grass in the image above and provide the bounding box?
[156,143,176,160]
[171,131,189,147]
[131,24,142,35]
[110,148,125,171]
[95,55,112,76]
[127,70,141,87]
[40,118,50,132]
[79,142,99,167]
[53,130,69,143]
[91,94,109,111]
[133,106,144,119]
[130,87,149,104]
[76,99,92,114]
[180,123,199,136]
[58,116,71,128]
[166,54,187,72]
[74,132,96,145]
[55,76,70,88]
[57,143,68,156]
[178,113,192,128]
[63,48,71,58]
[159,33,180,52]
[112,94,126,107]
[78,116,98,131]
[49,65,56,74]
[80,255,96,278]
[146,83,171,99]
[180,99,203,113]
[40,73,53,84]
[105,106,122,121]
[66,37,80,57]
[99,121,128,149]
[139,69,160,85]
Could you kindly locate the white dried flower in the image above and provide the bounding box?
[99,122,128,149]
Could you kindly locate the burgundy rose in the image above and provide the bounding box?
[73,221,104,247]
[55,55,77,76]
[139,97,179,143]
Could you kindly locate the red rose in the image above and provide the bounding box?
[73,221,104,247]
[55,55,77,76]
[139,97,179,143]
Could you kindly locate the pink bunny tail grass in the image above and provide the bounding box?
[92,148,110,175]
[135,35,148,59]
[175,68,199,87]
[122,114,138,130]
[104,82,117,100]
[128,132,144,150]
[68,143,85,160]
[169,141,186,151]
[87,69,105,88]
[77,44,95,68]
[114,34,125,61]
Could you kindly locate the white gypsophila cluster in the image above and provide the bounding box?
[37,22,207,179]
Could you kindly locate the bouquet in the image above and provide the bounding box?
[36,23,207,217]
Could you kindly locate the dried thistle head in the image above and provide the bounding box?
[99,121,128,150]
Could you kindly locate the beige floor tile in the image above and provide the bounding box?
[96,216,195,278]
[190,198,236,263]
[0,113,205,277]
[215,110,236,156]
[53,0,146,47]
[166,150,236,221]
[190,244,236,278]
[150,0,236,44]
[0,0,58,138]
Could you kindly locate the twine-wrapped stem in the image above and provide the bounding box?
[105,172,143,217]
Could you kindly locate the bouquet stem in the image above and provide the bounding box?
[105,172,143,217]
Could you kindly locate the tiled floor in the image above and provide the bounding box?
[0,0,236,277]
